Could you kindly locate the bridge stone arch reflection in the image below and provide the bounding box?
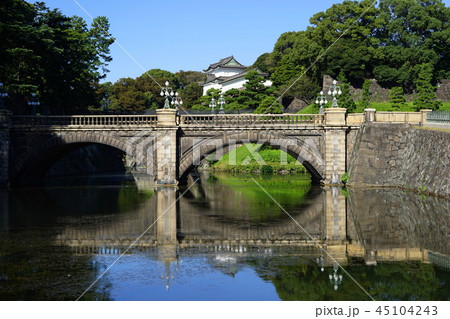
[55,186,327,249]
[51,181,450,271]
[53,178,352,267]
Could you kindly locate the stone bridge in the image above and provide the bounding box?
[0,108,432,187]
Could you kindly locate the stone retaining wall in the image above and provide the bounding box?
[348,123,450,197]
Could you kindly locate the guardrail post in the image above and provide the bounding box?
[420,109,432,125]
[156,109,178,126]
[364,108,376,123]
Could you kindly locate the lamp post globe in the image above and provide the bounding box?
[160,81,182,110]
[209,97,217,114]
[0,83,8,110]
[28,93,40,115]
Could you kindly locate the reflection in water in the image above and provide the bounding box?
[0,173,449,300]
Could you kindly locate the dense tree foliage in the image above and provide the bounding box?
[253,0,449,108]
[0,0,114,114]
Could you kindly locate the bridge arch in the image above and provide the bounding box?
[11,132,145,185]
[178,131,325,183]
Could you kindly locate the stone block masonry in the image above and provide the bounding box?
[348,123,450,197]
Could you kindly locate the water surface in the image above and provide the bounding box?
[0,173,448,300]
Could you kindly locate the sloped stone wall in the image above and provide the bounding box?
[323,75,450,103]
[348,123,450,197]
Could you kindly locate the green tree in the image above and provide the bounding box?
[359,79,372,109]
[175,70,205,88]
[134,69,178,110]
[110,77,145,113]
[374,0,450,88]
[179,82,203,108]
[413,64,442,111]
[254,96,283,114]
[0,0,114,114]
[297,0,377,84]
[252,52,272,74]
[241,70,268,109]
[277,75,320,108]
[336,73,356,112]
[389,86,407,109]
[191,88,221,111]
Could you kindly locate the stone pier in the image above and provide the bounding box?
[155,109,179,186]
[324,108,347,184]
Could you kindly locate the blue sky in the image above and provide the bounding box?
[36,0,449,83]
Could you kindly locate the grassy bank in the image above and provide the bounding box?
[210,144,308,174]
[297,101,450,114]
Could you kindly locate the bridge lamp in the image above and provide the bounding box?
[315,91,327,114]
[217,94,226,114]
[316,255,325,272]
[102,93,111,114]
[327,80,342,108]
[28,93,40,115]
[329,262,343,290]
[0,83,8,110]
[209,97,217,114]
[170,91,183,111]
[160,81,180,109]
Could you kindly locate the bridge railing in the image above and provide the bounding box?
[12,115,158,127]
[375,111,423,124]
[427,111,450,123]
[180,113,324,126]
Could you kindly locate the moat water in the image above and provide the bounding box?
[0,173,449,301]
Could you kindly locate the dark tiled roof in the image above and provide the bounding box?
[203,55,247,72]
[203,70,269,85]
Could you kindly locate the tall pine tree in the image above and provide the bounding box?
[413,64,442,111]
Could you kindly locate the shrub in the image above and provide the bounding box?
[261,165,274,174]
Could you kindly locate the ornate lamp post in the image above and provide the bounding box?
[316,255,325,272]
[315,91,328,114]
[217,94,226,114]
[329,262,343,290]
[0,83,8,110]
[209,97,217,114]
[28,93,40,115]
[102,93,110,114]
[160,81,182,109]
[327,80,342,108]
[170,91,183,110]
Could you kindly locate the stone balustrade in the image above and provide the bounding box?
[180,113,324,126]
[12,115,158,127]
[10,109,433,128]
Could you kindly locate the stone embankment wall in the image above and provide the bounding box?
[348,123,450,197]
